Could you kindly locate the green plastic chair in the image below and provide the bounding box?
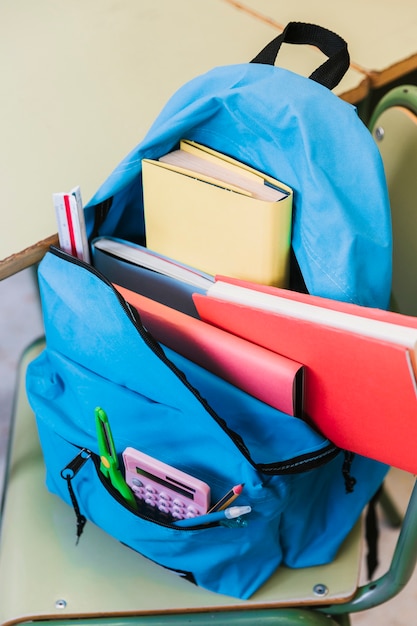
[369,85,417,317]
[0,339,364,625]
[1,345,417,625]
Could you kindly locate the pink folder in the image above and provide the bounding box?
[114,284,304,417]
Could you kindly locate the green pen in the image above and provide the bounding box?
[95,406,137,509]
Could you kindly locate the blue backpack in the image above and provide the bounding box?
[26,23,391,599]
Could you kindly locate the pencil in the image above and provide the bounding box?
[208,483,244,512]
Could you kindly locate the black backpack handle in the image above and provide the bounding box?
[251,22,350,90]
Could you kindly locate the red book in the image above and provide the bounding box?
[114,284,304,417]
[193,278,417,473]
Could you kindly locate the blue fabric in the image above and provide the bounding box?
[85,63,392,308]
[26,251,388,599]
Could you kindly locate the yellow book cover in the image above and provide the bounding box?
[142,142,293,287]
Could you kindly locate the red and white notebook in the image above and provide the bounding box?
[193,276,417,473]
[114,284,304,417]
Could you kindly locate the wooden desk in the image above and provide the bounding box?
[230,0,417,88]
[0,0,368,280]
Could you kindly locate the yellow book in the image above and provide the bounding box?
[142,141,293,287]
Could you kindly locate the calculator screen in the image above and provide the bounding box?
[136,466,196,500]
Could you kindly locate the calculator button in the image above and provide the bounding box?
[132,478,143,487]
[159,491,172,502]
[187,506,200,517]
[145,485,157,495]
[158,503,170,514]
[173,498,185,508]
[145,496,157,506]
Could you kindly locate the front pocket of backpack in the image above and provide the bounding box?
[62,444,254,538]
[36,420,284,599]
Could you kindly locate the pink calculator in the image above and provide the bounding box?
[122,447,211,519]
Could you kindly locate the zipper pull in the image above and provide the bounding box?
[61,449,92,544]
[61,448,92,480]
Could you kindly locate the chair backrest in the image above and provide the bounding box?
[319,89,417,622]
[329,86,417,616]
[369,85,417,317]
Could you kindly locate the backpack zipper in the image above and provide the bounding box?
[61,446,227,534]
